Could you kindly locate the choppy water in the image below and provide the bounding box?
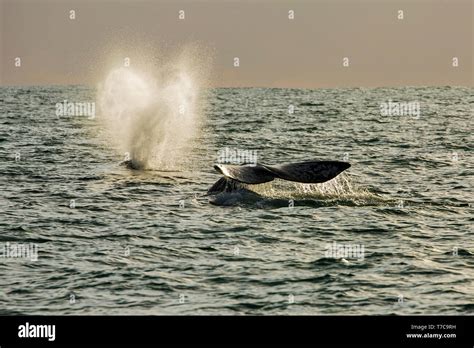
[0,85,473,314]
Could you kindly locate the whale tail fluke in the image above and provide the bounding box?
[208,160,351,194]
[265,161,350,184]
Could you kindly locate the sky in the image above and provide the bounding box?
[0,0,472,88]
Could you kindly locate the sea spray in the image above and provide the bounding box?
[251,173,386,205]
[97,51,206,170]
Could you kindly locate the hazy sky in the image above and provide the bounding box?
[1,0,472,88]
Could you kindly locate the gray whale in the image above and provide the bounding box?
[207,160,351,205]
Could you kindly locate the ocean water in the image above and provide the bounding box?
[0,85,472,315]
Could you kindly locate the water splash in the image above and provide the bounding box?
[250,173,386,205]
[97,52,205,170]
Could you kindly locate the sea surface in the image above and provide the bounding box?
[0,85,473,314]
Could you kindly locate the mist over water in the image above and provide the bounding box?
[97,52,205,170]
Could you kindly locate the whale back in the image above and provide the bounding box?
[206,177,245,195]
